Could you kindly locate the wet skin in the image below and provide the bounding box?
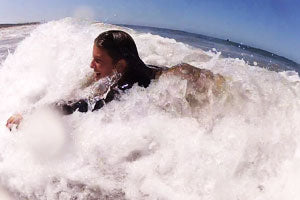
[6,44,127,130]
[90,45,126,81]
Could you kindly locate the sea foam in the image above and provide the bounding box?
[0,18,300,200]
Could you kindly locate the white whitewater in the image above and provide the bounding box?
[0,18,300,200]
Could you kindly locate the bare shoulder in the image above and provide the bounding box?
[160,63,226,94]
[162,63,224,82]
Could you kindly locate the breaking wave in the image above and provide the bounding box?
[0,18,300,200]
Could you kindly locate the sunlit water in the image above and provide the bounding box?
[0,18,300,200]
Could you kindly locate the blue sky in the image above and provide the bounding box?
[0,0,299,63]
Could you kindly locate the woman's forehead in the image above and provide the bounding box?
[93,45,110,59]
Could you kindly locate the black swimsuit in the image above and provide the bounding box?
[56,65,166,115]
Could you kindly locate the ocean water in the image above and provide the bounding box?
[117,24,300,73]
[0,25,36,64]
[0,18,300,200]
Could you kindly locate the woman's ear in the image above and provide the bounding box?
[116,59,127,74]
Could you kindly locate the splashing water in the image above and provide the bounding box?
[0,18,300,200]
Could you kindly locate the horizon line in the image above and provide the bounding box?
[1,20,299,66]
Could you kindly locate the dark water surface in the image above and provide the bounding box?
[117,24,300,73]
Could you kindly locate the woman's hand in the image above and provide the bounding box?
[6,113,23,131]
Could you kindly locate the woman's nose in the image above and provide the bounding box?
[90,60,95,69]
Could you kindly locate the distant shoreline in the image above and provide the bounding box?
[1,21,299,67]
[0,22,40,29]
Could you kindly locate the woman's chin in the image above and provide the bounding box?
[94,73,102,80]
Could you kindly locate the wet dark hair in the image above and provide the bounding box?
[94,30,153,88]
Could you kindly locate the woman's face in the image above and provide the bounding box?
[90,45,116,80]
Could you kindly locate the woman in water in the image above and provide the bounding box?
[6,30,166,130]
[6,30,225,130]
